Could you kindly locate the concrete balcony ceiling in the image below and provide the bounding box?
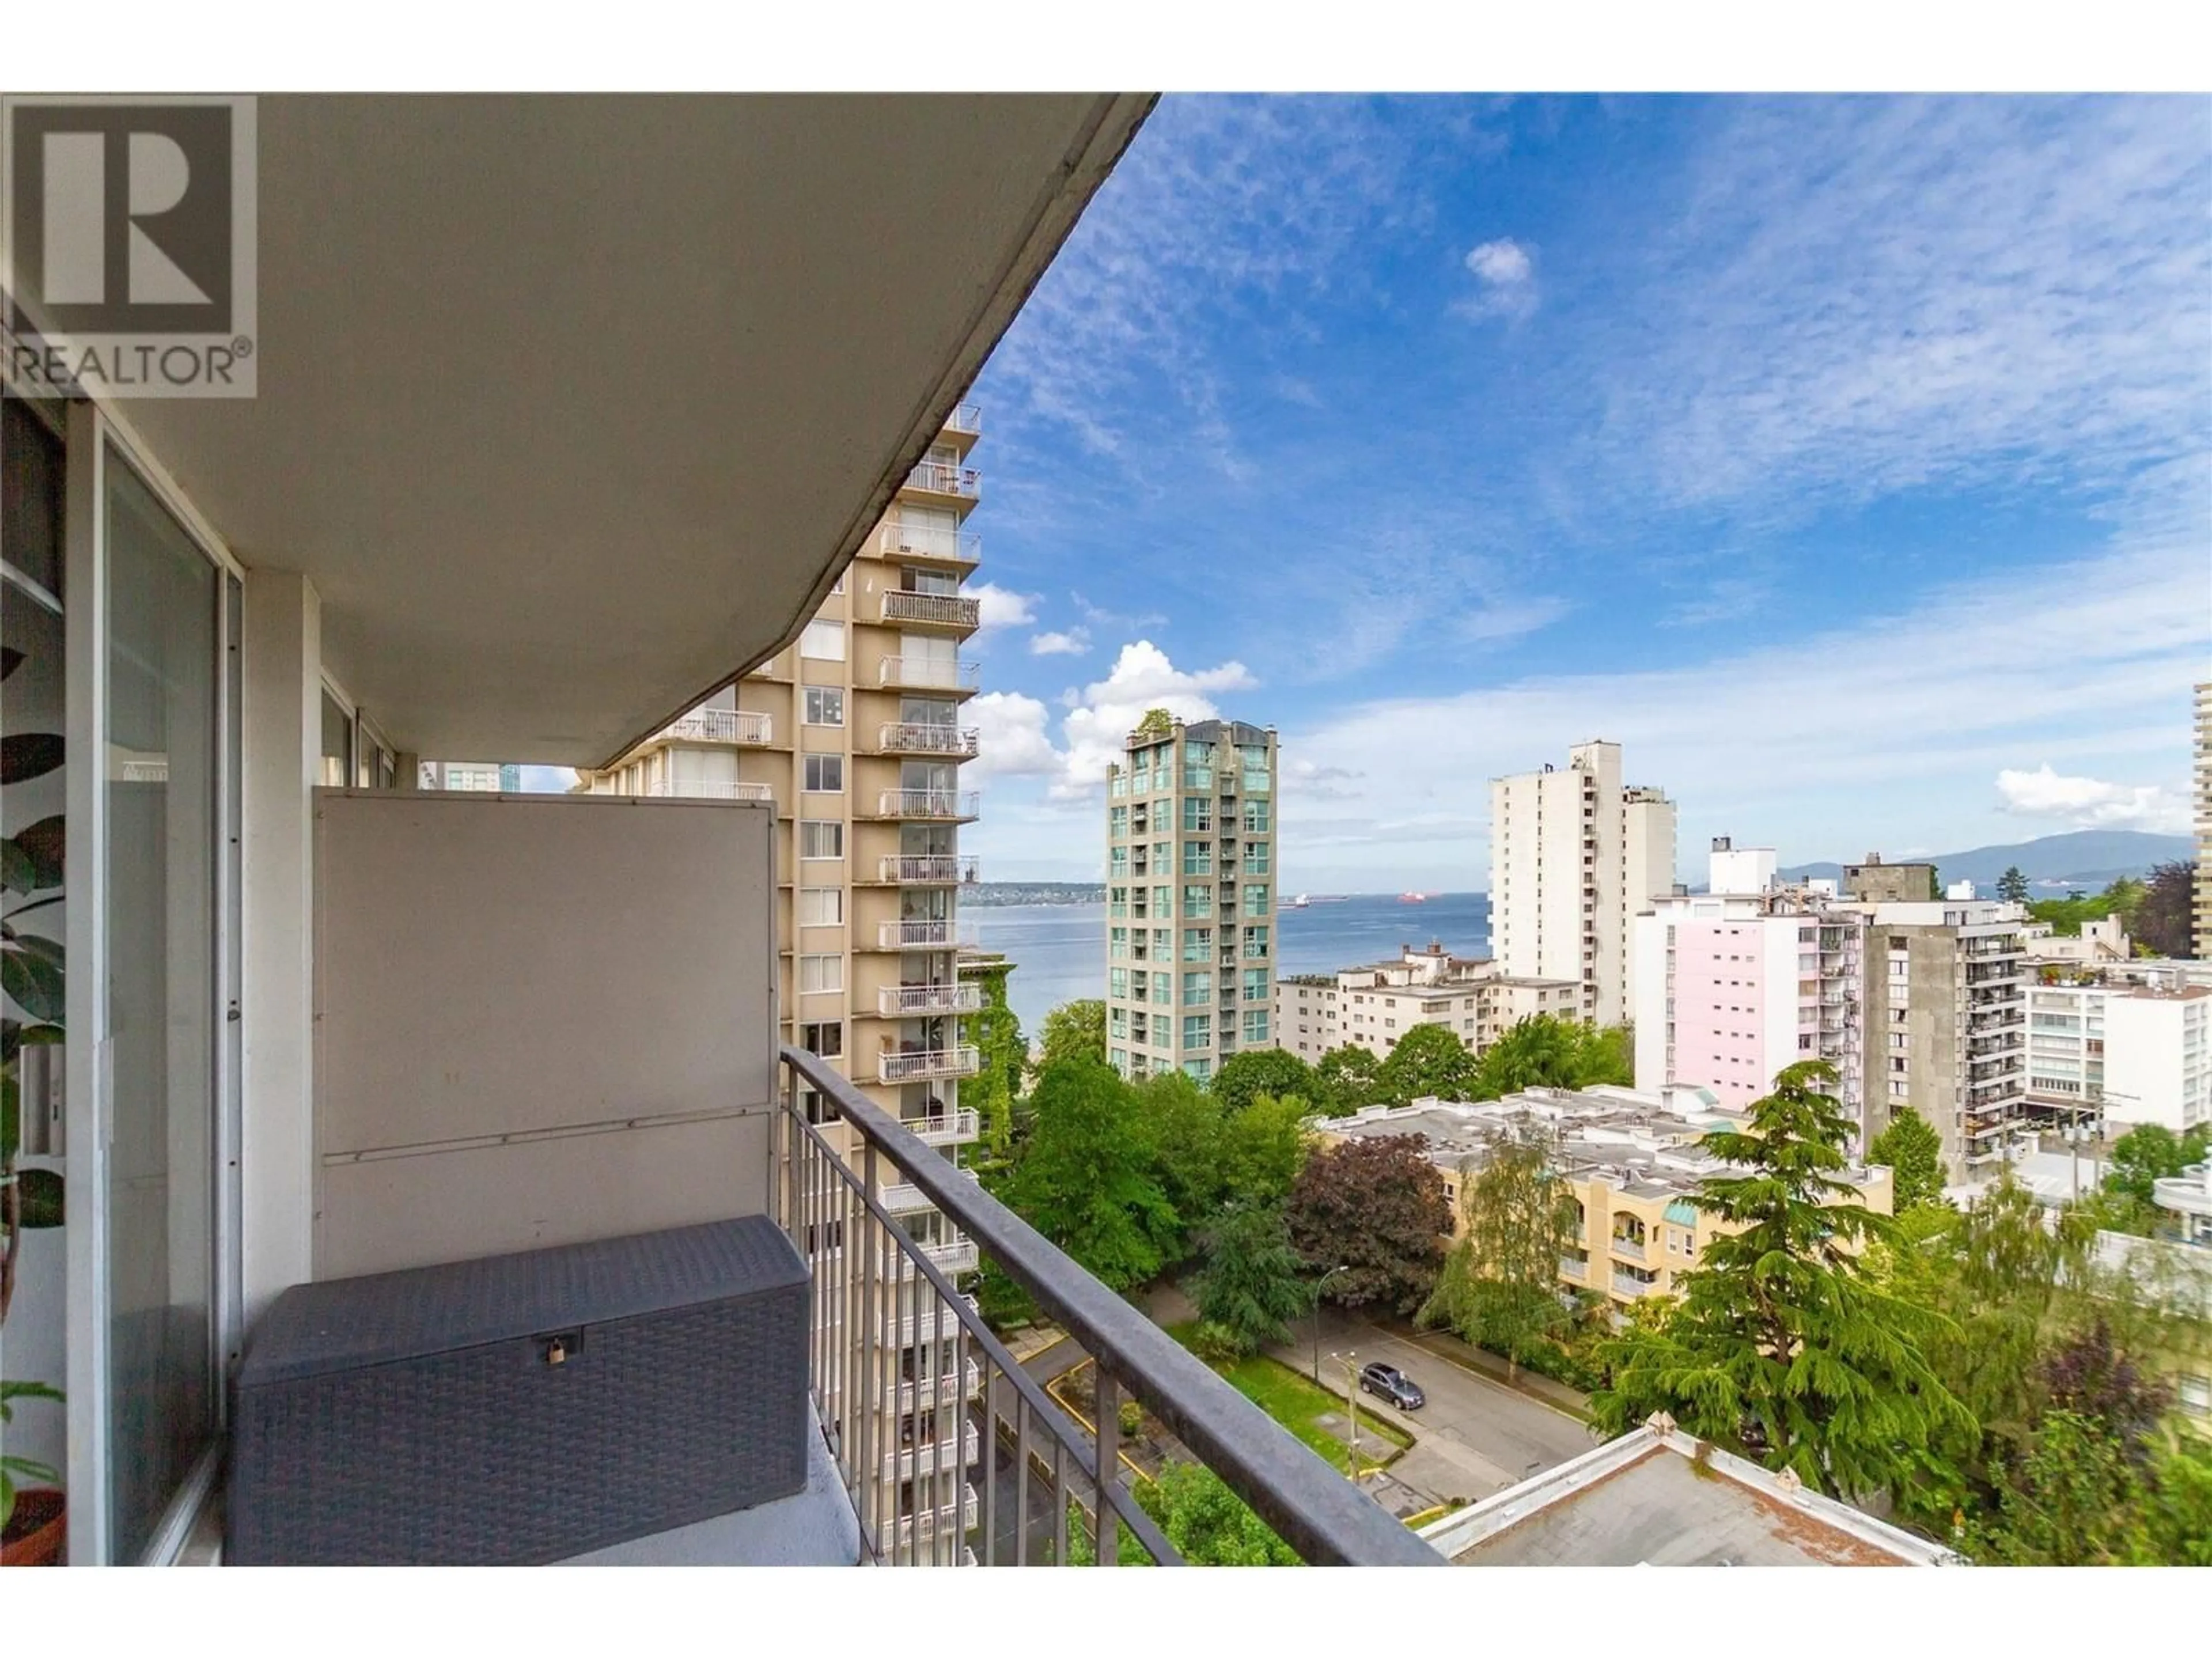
[108,93,1152,767]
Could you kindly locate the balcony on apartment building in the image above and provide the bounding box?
[869,788,982,822]
[876,918,982,950]
[657,708,774,745]
[878,1164,983,1213]
[880,980,984,1017]
[872,853,981,886]
[637,778,776,801]
[876,1044,983,1085]
[901,458,983,499]
[874,722,981,757]
[873,589,984,631]
[875,521,982,571]
[876,657,983,695]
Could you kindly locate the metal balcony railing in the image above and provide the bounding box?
[877,523,981,566]
[945,403,983,435]
[878,919,967,950]
[880,982,982,1017]
[903,459,981,498]
[657,709,772,744]
[900,1108,980,1145]
[776,1046,1445,1567]
[886,1359,984,1415]
[877,658,981,692]
[883,1424,983,1483]
[878,854,979,885]
[880,591,983,630]
[878,1045,982,1084]
[877,789,980,821]
[633,779,774,802]
[877,723,980,757]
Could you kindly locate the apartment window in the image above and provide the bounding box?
[1243,842,1271,875]
[1244,883,1270,916]
[799,954,844,994]
[1183,927,1214,962]
[800,619,845,660]
[1109,846,1129,876]
[799,820,844,859]
[1110,805,1128,838]
[798,887,844,926]
[1243,800,1270,833]
[1183,797,1213,833]
[1183,882,1211,918]
[800,1021,844,1059]
[1154,971,1172,1005]
[1244,968,1269,1002]
[1244,1009,1270,1044]
[1109,968,1129,999]
[1109,1006,1128,1039]
[319,685,353,786]
[802,687,844,726]
[1183,1014,1213,1050]
[1110,926,1128,959]
[802,753,844,792]
[1184,1058,1214,1084]
[1184,971,1214,1006]
[1243,925,1270,959]
[1109,885,1128,919]
[1183,841,1213,876]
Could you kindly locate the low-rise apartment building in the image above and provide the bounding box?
[1273,942,1578,1063]
[2028,975,2212,1134]
[1316,1086,1893,1312]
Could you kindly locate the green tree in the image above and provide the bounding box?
[1927,866,1942,900]
[1211,1048,1316,1114]
[1969,1408,2145,1565]
[2104,1122,2210,1211]
[1995,865,2029,903]
[1312,1044,1381,1116]
[962,960,1025,1170]
[1590,1060,1971,1499]
[2134,860,2196,959]
[1189,1203,1310,1357]
[1141,1461,1300,1565]
[1418,1133,1578,1381]
[2028,875,2149,938]
[1006,1058,1178,1291]
[1285,1134,1452,1315]
[1467,1014,1632,1100]
[1214,1090,1309,1213]
[1132,706,1175,741]
[1374,1021,1479,1104]
[1868,1107,1948,1211]
[1036,998,1107,1071]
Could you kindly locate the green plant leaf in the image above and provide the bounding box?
[10,816,63,889]
[15,1166,63,1226]
[0,839,33,897]
[0,733,64,786]
[1,945,65,1022]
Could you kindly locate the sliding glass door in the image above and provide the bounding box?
[102,451,222,1563]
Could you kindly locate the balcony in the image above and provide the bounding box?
[880,1166,981,1212]
[876,919,974,950]
[656,708,774,745]
[1560,1256,1587,1280]
[877,522,981,570]
[885,1359,984,1415]
[882,1424,982,1483]
[1611,1270,1657,1298]
[945,403,983,436]
[880,981,982,1017]
[876,657,982,695]
[877,1045,982,1084]
[872,788,982,821]
[876,722,980,757]
[877,590,983,631]
[902,459,982,499]
[900,1108,981,1145]
[1611,1234,1647,1263]
[631,779,774,801]
[778,1046,1446,1567]
[876,854,979,886]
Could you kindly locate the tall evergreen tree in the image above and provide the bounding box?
[1189,1203,1310,1357]
[1995,865,2030,903]
[1591,1060,1971,1498]
[1418,1131,1578,1380]
[1868,1107,1948,1210]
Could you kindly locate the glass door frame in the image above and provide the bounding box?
[62,402,246,1565]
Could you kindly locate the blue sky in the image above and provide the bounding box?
[950,94,2211,889]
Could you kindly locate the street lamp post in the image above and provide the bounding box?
[1331,1348,1361,1476]
[1311,1264,1349,1384]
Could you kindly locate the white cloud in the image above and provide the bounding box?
[966,692,1062,781]
[1994,764,2188,832]
[969,583,1037,630]
[1455,237,1539,321]
[1029,628,1090,657]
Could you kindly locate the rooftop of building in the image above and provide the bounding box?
[1421,1418,1961,1567]
[1123,717,1274,749]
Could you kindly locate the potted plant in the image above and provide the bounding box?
[2,1380,65,1565]
[2,633,68,1564]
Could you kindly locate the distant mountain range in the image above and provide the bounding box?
[1778,830,2192,891]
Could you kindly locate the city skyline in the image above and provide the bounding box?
[948,94,2207,889]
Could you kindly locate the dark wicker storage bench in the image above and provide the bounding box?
[228,1216,810,1565]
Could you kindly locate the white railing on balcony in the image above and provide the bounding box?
[944,402,982,435]
[878,918,967,949]
[877,722,980,756]
[902,1108,980,1145]
[879,1046,982,1084]
[877,523,981,565]
[892,1490,980,1546]
[877,789,980,820]
[1611,1234,1646,1262]
[1612,1271,1656,1298]
[635,779,774,801]
[879,854,978,885]
[884,1359,984,1415]
[882,1425,982,1483]
[879,982,983,1017]
[657,708,772,744]
[881,1167,982,1213]
[881,590,983,630]
[877,657,981,692]
[904,459,981,497]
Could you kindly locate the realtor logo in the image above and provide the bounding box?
[3,95,256,397]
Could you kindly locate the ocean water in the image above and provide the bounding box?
[972,892,1493,1039]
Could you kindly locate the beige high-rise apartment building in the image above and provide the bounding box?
[1490,740,1676,1028]
[1105,718,1279,1083]
[576,407,987,1545]
[2195,681,2211,961]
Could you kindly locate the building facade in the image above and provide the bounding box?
[1274,943,1578,1065]
[575,407,988,1535]
[1489,740,1676,1028]
[2196,681,2211,961]
[1105,718,1278,1082]
[2030,977,2212,1134]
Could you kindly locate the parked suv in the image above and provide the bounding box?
[1358,1361,1425,1411]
